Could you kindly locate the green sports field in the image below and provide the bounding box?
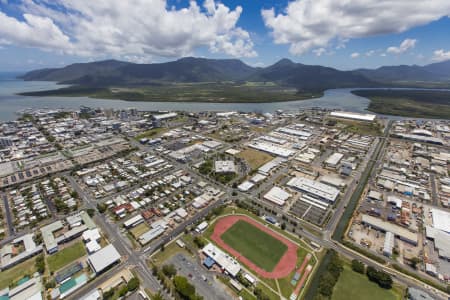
[220,220,287,272]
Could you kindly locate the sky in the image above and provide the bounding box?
[1,0,450,71]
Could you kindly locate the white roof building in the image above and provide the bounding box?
[264,187,291,206]
[325,152,344,167]
[431,209,450,233]
[287,177,339,203]
[87,244,121,274]
[214,160,236,173]
[238,181,254,192]
[123,215,144,229]
[202,243,241,277]
[196,221,208,233]
[330,111,376,122]
[248,142,295,158]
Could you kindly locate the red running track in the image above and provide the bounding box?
[210,215,298,279]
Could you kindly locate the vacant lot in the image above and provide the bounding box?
[130,223,150,238]
[238,148,274,170]
[0,257,36,289]
[332,265,402,300]
[221,220,287,272]
[47,241,86,272]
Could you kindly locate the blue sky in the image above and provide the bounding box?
[1,0,450,71]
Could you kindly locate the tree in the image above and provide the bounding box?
[173,276,196,299]
[193,236,206,248]
[281,223,286,230]
[410,257,421,270]
[366,266,392,289]
[97,203,107,213]
[318,272,337,296]
[118,285,129,297]
[35,254,45,274]
[86,208,95,217]
[162,264,177,278]
[351,259,365,274]
[127,277,140,291]
[152,291,164,300]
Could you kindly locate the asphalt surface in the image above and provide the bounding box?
[166,253,230,300]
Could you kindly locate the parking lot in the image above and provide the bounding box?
[166,253,232,300]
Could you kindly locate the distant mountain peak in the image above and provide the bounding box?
[273,58,295,66]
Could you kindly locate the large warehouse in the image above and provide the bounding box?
[287,177,339,203]
[329,111,376,122]
[263,187,291,206]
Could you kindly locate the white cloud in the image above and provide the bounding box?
[350,52,360,58]
[386,38,417,54]
[262,0,450,55]
[365,50,376,57]
[0,0,256,59]
[312,48,326,57]
[432,49,450,62]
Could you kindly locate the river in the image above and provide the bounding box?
[0,74,372,121]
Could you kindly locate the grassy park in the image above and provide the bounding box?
[332,265,403,300]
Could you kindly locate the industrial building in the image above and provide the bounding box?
[383,231,395,257]
[325,152,344,168]
[263,187,291,206]
[248,141,295,158]
[287,177,340,203]
[425,226,450,260]
[329,111,376,122]
[361,214,418,245]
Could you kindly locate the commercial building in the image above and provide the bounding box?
[138,226,165,245]
[214,160,236,173]
[87,244,121,274]
[263,187,291,206]
[329,111,376,122]
[361,214,418,245]
[287,177,340,203]
[202,243,241,277]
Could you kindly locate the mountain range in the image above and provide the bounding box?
[19,57,450,92]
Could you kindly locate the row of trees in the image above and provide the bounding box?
[316,250,344,298]
[351,259,393,289]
